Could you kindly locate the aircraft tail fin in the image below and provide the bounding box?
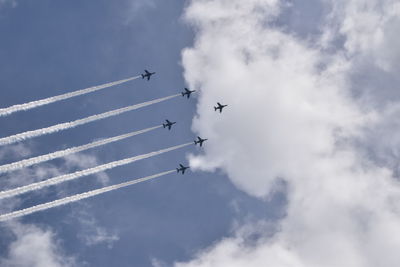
[214,107,217,111]
[163,124,166,128]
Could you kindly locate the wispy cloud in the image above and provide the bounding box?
[0,144,114,265]
[122,0,157,24]
[70,204,119,249]
[129,0,156,13]
[0,0,17,9]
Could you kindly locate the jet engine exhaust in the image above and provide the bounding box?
[0,170,175,222]
[0,94,180,146]
[0,125,162,174]
[0,142,191,200]
[0,76,141,117]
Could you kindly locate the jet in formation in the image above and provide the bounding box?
[141,70,156,81]
[194,136,208,147]
[163,119,176,130]
[181,88,196,99]
[214,102,228,113]
[177,164,190,174]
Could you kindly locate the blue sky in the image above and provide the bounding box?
[0,1,280,266]
[2,0,400,266]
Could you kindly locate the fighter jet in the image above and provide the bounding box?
[214,102,228,113]
[141,70,156,80]
[194,136,208,147]
[181,88,196,98]
[177,164,190,174]
[163,119,176,130]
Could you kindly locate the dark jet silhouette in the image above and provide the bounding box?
[177,164,190,174]
[163,119,176,130]
[141,69,156,81]
[194,136,208,147]
[214,102,228,113]
[181,88,196,98]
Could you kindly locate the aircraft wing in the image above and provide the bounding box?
[179,164,184,168]
[145,70,150,74]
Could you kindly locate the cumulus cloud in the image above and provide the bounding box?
[0,222,76,267]
[327,0,400,72]
[320,0,400,110]
[177,0,400,266]
[184,0,365,197]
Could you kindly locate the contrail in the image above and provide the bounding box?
[0,94,180,146]
[0,142,191,199]
[0,76,140,117]
[0,170,175,222]
[0,125,162,174]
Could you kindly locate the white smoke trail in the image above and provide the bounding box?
[0,76,140,117]
[0,125,162,174]
[0,142,191,199]
[0,170,175,222]
[0,94,180,146]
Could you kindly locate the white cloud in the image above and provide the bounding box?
[0,222,76,267]
[64,153,110,186]
[0,145,63,203]
[326,0,400,72]
[71,204,119,248]
[122,0,157,24]
[0,144,32,162]
[151,258,169,267]
[0,144,113,265]
[177,0,400,266]
[0,0,17,8]
[0,150,109,200]
[129,0,156,12]
[184,0,365,198]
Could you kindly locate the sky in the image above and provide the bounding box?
[0,0,400,266]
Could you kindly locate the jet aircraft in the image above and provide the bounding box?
[141,70,156,80]
[177,164,190,174]
[194,136,208,147]
[214,102,228,113]
[163,119,176,130]
[181,88,196,98]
